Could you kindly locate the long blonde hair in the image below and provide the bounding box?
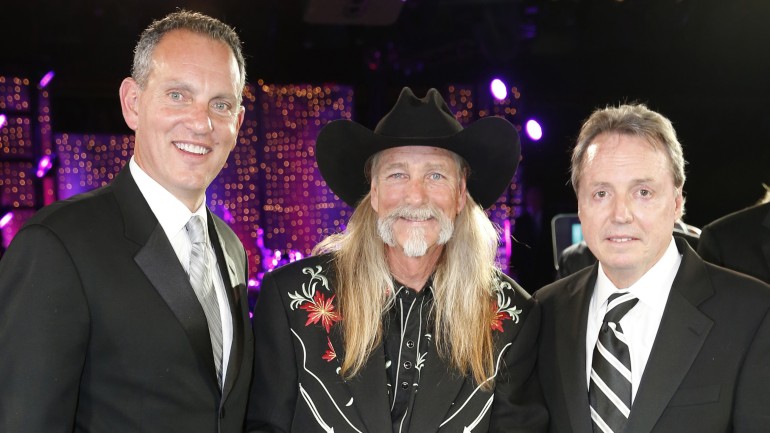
[313,191,501,388]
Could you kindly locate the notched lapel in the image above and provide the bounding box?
[626,291,712,433]
[626,242,714,433]
[134,225,220,390]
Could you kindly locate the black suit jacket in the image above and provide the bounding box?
[535,238,770,433]
[698,201,770,284]
[247,254,547,433]
[0,166,253,433]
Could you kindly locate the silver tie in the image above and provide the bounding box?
[186,215,223,388]
[589,291,638,433]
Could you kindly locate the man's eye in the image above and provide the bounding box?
[169,91,183,101]
[639,189,651,197]
[213,102,230,111]
[594,191,607,198]
[429,173,444,180]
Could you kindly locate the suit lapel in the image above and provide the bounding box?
[626,240,714,433]
[114,167,219,392]
[556,267,596,433]
[208,214,246,402]
[406,340,465,432]
[134,222,220,389]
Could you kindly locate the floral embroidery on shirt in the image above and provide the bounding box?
[490,276,522,331]
[490,304,510,332]
[300,291,341,333]
[289,265,341,333]
[322,337,337,362]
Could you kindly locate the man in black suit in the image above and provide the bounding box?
[698,192,770,284]
[247,87,547,432]
[0,11,253,433]
[536,103,770,433]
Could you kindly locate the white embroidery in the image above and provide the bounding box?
[291,328,363,433]
[494,277,523,323]
[288,265,329,310]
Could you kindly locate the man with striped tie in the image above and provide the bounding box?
[535,103,770,433]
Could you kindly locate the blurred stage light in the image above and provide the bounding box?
[36,155,53,178]
[0,212,13,228]
[525,119,543,141]
[39,71,55,88]
[490,78,508,100]
[0,114,6,129]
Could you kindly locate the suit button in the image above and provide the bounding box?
[403,361,412,369]
[401,381,409,389]
[406,340,415,348]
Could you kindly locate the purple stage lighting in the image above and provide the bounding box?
[0,212,13,229]
[39,71,55,88]
[36,155,53,178]
[490,78,508,100]
[525,119,543,141]
[0,114,6,129]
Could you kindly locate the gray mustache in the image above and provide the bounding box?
[383,206,440,222]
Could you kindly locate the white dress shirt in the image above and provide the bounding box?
[130,158,233,384]
[586,238,681,402]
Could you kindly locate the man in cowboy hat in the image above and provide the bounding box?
[246,87,547,433]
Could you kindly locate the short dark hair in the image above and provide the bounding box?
[131,10,246,101]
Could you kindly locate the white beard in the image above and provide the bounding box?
[377,204,454,257]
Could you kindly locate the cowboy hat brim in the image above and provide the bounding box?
[315,115,520,209]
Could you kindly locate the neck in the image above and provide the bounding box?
[386,246,442,291]
[602,268,644,290]
[182,195,205,213]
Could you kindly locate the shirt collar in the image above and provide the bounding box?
[595,238,681,313]
[393,276,434,299]
[130,157,208,240]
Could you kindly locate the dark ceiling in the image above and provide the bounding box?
[2,0,770,225]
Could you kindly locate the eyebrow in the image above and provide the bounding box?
[588,177,658,188]
[380,161,452,172]
[163,81,238,102]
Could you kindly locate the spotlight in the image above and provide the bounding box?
[490,78,508,100]
[0,212,13,229]
[525,119,543,141]
[39,71,55,88]
[36,155,54,178]
[0,114,6,129]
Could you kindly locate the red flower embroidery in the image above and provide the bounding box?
[322,337,337,362]
[300,291,341,333]
[491,302,510,332]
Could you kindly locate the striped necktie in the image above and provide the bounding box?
[589,291,639,433]
[186,215,223,388]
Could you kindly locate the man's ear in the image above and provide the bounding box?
[674,188,684,220]
[119,78,140,131]
[456,178,467,213]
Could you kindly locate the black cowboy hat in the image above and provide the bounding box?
[315,87,521,209]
